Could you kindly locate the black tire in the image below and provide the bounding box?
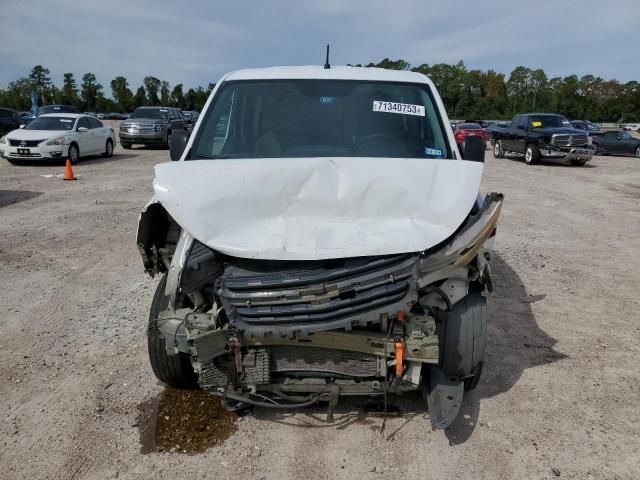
[438,293,487,385]
[148,275,197,388]
[570,159,587,166]
[635,146,640,158]
[165,130,172,149]
[68,143,79,164]
[592,142,600,155]
[493,140,505,158]
[464,362,483,391]
[122,143,132,150]
[525,144,539,165]
[103,139,114,158]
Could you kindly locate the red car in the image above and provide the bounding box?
[453,122,488,149]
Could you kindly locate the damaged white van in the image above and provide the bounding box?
[137,65,503,429]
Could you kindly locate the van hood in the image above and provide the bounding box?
[152,157,484,260]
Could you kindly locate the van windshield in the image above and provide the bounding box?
[189,80,452,160]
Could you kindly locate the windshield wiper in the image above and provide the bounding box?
[193,153,233,159]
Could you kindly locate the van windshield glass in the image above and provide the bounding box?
[189,79,452,160]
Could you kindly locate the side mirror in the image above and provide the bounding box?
[460,136,485,163]
[170,129,190,161]
[77,127,88,133]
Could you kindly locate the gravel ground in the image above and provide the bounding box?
[1,130,639,479]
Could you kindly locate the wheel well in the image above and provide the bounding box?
[137,202,180,276]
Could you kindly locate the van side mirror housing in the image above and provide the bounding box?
[170,130,191,161]
[460,136,485,163]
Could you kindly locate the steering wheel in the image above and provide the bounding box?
[355,133,400,148]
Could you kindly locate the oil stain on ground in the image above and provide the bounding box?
[137,387,237,454]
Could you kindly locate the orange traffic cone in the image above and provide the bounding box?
[63,158,76,181]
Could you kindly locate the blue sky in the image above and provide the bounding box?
[1,0,638,93]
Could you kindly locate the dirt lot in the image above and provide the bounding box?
[1,132,639,479]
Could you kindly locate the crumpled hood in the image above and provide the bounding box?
[152,157,484,260]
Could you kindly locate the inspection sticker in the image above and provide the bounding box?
[373,101,425,116]
[425,146,444,157]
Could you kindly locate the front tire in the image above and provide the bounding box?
[494,140,505,158]
[525,144,539,165]
[438,293,487,390]
[165,130,172,149]
[122,143,132,150]
[68,144,79,164]
[103,139,114,158]
[571,159,587,166]
[148,275,197,388]
[635,146,640,158]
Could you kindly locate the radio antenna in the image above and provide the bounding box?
[324,44,331,69]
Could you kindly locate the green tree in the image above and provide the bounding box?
[81,73,103,111]
[29,65,52,104]
[143,76,161,105]
[134,86,146,108]
[110,76,134,112]
[171,83,184,108]
[160,80,171,106]
[61,73,80,106]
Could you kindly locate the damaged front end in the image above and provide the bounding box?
[138,193,503,428]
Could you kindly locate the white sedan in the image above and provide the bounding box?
[0,113,116,164]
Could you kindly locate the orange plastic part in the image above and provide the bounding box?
[395,340,404,377]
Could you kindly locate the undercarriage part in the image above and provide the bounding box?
[243,349,271,385]
[200,359,229,392]
[268,346,379,377]
[220,253,419,336]
[424,367,464,429]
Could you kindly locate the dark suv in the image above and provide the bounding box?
[119,107,184,149]
[0,108,22,136]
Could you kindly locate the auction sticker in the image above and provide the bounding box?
[373,101,425,116]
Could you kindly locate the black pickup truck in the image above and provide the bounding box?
[492,113,595,166]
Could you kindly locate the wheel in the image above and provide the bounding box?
[571,159,587,166]
[635,146,640,158]
[68,144,79,164]
[148,275,197,388]
[165,130,172,149]
[525,144,539,165]
[493,140,504,158]
[102,139,114,158]
[592,142,600,155]
[437,292,487,386]
[122,143,132,150]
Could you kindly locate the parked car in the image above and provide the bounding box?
[570,120,602,135]
[486,122,509,143]
[119,106,184,149]
[37,104,80,116]
[492,113,595,166]
[453,122,488,148]
[137,65,504,430]
[182,110,199,126]
[0,113,115,164]
[0,107,23,136]
[591,130,640,157]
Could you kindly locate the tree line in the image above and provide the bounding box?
[0,65,213,113]
[1,61,639,122]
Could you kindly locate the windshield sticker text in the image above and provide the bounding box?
[373,101,425,116]
[425,146,444,158]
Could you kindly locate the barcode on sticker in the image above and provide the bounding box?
[373,101,425,116]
